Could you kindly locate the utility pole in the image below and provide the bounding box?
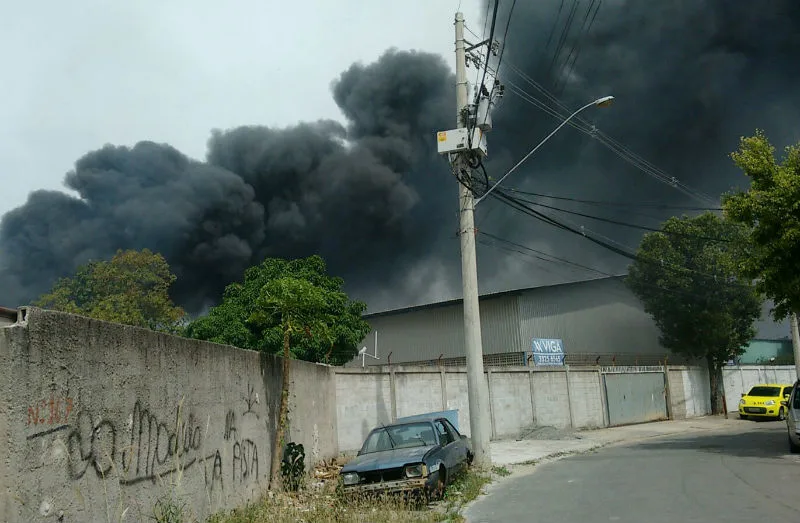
[791,313,800,380]
[452,11,492,467]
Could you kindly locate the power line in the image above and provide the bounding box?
[494,0,517,76]
[477,238,576,278]
[500,190,731,242]
[478,231,745,303]
[497,55,719,205]
[456,163,752,295]
[553,0,602,95]
[480,231,611,276]
[504,188,722,211]
[502,72,719,206]
[488,189,754,289]
[475,0,500,109]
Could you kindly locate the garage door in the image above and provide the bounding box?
[604,372,667,426]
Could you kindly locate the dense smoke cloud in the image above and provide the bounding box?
[0,49,457,313]
[2,2,800,316]
[474,0,800,291]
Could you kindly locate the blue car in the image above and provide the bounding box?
[339,416,473,499]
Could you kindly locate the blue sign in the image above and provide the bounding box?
[531,338,565,366]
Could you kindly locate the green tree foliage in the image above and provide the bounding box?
[35,249,185,333]
[253,276,336,490]
[186,255,370,365]
[722,129,800,321]
[625,213,762,413]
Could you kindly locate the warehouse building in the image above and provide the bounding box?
[349,275,694,367]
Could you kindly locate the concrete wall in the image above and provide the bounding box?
[334,364,711,452]
[722,365,798,412]
[0,307,337,523]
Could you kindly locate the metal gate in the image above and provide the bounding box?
[603,369,667,426]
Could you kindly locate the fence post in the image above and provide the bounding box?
[565,365,576,429]
[598,367,609,427]
[389,368,397,422]
[528,368,537,427]
[663,363,673,420]
[440,368,448,411]
[487,368,497,440]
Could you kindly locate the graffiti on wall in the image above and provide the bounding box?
[26,395,74,436]
[23,388,264,495]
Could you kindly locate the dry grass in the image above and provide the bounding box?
[207,482,439,523]
[206,466,495,523]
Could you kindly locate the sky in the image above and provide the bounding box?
[0,0,481,217]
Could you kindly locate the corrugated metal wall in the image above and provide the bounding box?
[518,277,664,355]
[352,276,668,366]
[358,293,521,364]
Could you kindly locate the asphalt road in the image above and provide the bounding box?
[465,420,800,523]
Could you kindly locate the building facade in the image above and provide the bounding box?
[350,276,692,367]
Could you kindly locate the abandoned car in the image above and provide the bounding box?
[339,416,473,499]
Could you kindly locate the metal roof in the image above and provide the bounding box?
[0,306,18,326]
[364,274,627,319]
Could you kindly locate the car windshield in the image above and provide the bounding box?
[360,422,437,454]
[748,386,781,397]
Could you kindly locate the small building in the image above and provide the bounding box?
[738,339,794,365]
[350,275,690,368]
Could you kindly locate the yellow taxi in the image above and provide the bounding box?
[739,383,793,420]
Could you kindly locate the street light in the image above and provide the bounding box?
[474,95,615,206]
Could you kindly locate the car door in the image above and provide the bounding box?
[441,419,469,473]
[789,383,800,430]
[433,419,459,474]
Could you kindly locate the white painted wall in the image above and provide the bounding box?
[334,365,710,452]
[722,365,797,413]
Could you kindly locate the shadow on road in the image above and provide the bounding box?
[630,421,791,459]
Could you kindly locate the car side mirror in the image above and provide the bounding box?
[741,393,746,397]
[781,400,788,407]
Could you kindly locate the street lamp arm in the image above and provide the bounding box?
[474,95,614,206]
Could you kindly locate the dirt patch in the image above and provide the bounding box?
[517,425,584,441]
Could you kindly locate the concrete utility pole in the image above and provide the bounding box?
[454,11,492,466]
[791,313,800,380]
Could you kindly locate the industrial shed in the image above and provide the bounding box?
[350,275,690,367]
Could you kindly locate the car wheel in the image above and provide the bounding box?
[778,407,786,421]
[789,433,800,454]
[429,468,446,502]
[739,414,748,420]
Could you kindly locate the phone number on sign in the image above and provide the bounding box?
[535,354,564,364]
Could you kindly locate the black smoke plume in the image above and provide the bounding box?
[474,0,800,289]
[0,49,457,313]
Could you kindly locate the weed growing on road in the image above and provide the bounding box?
[435,469,492,521]
[491,466,511,477]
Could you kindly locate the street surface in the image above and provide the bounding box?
[467,420,800,522]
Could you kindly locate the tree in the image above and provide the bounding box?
[185,255,370,365]
[186,255,370,490]
[625,213,762,414]
[722,130,800,321]
[35,249,185,333]
[249,277,335,490]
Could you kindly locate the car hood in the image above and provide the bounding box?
[743,395,782,404]
[342,445,437,473]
